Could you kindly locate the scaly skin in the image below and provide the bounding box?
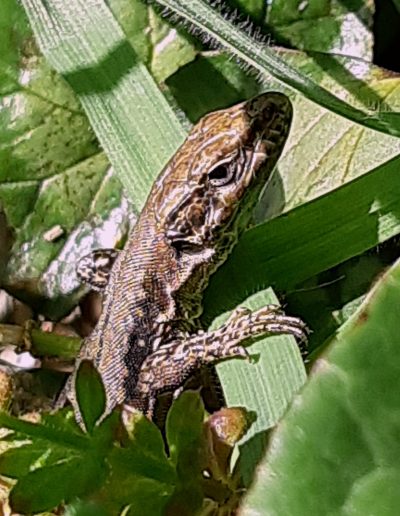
[59,92,306,427]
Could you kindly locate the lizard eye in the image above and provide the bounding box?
[208,158,235,187]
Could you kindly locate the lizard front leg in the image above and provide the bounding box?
[131,305,307,416]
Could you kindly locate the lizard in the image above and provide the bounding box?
[58,91,307,428]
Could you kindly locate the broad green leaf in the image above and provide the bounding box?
[21,0,186,208]
[123,411,169,464]
[241,257,400,515]
[0,445,54,479]
[101,474,173,516]
[0,436,79,479]
[107,442,176,492]
[0,0,129,313]
[106,446,175,500]
[0,0,30,94]
[166,391,204,469]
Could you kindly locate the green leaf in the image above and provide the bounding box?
[10,457,105,513]
[268,0,373,59]
[115,413,175,485]
[0,408,116,512]
[0,0,129,314]
[21,0,186,209]
[0,410,96,502]
[65,499,109,516]
[106,447,175,509]
[104,416,176,514]
[0,428,83,479]
[165,392,205,514]
[0,411,87,448]
[241,257,400,515]
[0,445,52,479]
[124,411,170,463]
[393,0,400,16]
[166,391,204,470]
[75,360,106,434]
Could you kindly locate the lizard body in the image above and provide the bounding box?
[61,92,306,426]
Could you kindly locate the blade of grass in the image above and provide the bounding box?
[211,288,307,485]
[204,154,400,320]
[152,0,400,137]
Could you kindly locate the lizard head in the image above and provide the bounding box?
[153,92,292,253]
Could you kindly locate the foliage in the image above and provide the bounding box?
[0,364,204,514]
[1,0,400,513]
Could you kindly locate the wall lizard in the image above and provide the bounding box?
[58,92,306,428]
